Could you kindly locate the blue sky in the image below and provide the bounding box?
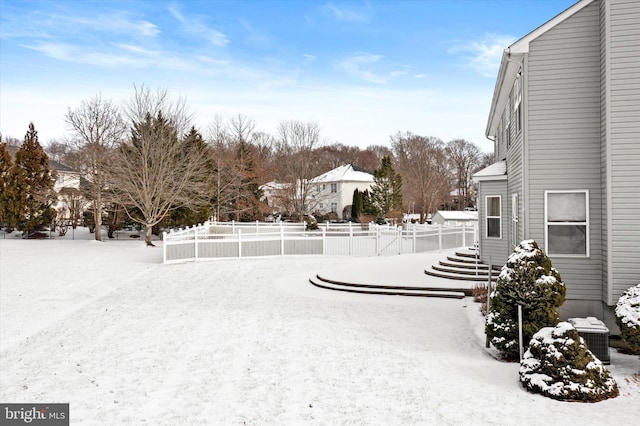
[0,0,577,152]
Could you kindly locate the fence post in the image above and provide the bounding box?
[256,220,260,233]
[194,226,198,261]
[280,225,284,256]
[163,231,167,263]
[398,226,402,255]
[232,220,235,234]
[462,223,466,248]
[322,228,326,255]
[413,227,417,253]
[438,225,443,253]
[349,222,353,255]
[238,229,242,258]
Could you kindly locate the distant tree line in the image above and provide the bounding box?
[0,86,493,245]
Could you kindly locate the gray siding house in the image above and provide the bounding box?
[473,0,640,329]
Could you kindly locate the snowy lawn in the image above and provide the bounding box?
[1,229,639,425]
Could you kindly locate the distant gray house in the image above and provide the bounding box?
[473,0,640,329]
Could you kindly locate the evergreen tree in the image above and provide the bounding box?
[615,283,640,354]
[169,126,213,226]
[520,322,618,401]
[233,140,264,221]
[351,188,363,219]
[361,189,377,216]
[369,156,403,218]
[109,86,213,247]
[0,140,14,226]
[485,240,566,360]
[5,123,57,234]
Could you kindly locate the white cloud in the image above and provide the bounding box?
[336,53,386,84]
[168,5,228,46]
[449,34,516,77]
[336,53,414,85]
[303,54,317,64]
[324,2,369,22]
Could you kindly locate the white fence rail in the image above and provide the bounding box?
[163,220,478,263]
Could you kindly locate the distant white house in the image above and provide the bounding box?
[51,160,81,193]
[430,210,478,227]
[310,164,374,220]
[260,180,291,213]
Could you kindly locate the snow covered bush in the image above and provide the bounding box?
[519,322,618,402]
[615,283,640,354]
[485,240,566,360]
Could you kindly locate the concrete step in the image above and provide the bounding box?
[309,275,467,299]
[424,267,497,282]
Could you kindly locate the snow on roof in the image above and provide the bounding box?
[312,164,374,183]
[472,160,507,182]
[433,211,478,221]
[261,181,290,190]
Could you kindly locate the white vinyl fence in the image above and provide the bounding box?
[163,220,478,263]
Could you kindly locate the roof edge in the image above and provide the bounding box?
[485,0,596,137]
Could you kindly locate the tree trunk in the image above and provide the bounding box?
[145,224,155,246]
[94,195,102,241]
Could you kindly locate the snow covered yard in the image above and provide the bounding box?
[1,231,639,425]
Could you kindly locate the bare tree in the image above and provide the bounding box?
[110,86,211,246]
[391,132,451,222]
[275,120,324,219]
[445,139,482,210]
[66,95,126,241]
[44,139,70,163]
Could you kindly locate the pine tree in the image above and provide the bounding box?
[485,240,566,360]
[169,126,213,226]
[361,189,377,216]
[0,140,14,227]
[5,123,57,234]
[520,322,618,401]
[232,140,264,221]
[351,188,363,219]
[369,156,403,218]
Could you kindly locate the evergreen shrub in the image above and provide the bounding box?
[519,322,618,402]
[615,283,640,354]
[485,240,566,360]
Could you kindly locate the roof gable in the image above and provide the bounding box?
[312,164,374,183]
[486,0,596,137]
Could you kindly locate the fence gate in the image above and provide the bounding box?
[378,228,400,255]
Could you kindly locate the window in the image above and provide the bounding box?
[330,183,337,193]
[331,203,337,213]
[58,174,65,184]
[319,203,324,210]
[505,101,512,148]
[514,76,522,135]
[485,196,501,238]
[545,190,589,256]
[511,193,519,248]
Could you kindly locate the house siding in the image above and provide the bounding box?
[477,180,509,267]
[599,0,609,304]
[526,2,604,301]
[607,0,640,303]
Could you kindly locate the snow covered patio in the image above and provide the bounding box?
[1,233,639,424]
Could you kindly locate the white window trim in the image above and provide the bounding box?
[544,190,590,258]
[514,77,522,135]
[485,195,502,239]
[511,193,519,248]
